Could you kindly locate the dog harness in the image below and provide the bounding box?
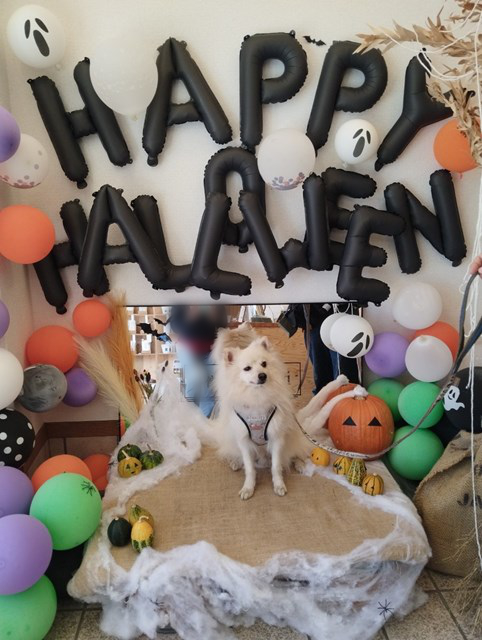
[234,406,277,446]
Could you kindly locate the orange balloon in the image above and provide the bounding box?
[414,321,459,359]
[93,474,108,492]
[73,300,112,338]
[26,326,78,372]
[83,453,110,481]
[434,120,478,173]
[31,454,92,492]
[0,205,55,264]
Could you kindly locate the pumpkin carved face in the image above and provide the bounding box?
[118,456,142,478]
[328,394,394,455]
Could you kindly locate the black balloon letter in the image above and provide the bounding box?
[240,32,308,149]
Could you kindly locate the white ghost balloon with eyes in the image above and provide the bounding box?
[7,5,66,68]
[334,118,379,165]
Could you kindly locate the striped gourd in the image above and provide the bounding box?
[333,455,352,475]
[346,459,367,486]
[362,473,384,496]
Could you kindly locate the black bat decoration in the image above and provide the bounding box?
[303,35,325,46]
[137,323,172,342]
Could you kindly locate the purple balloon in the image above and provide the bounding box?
[364,332,409,377]
[0,107,20,163]
[0,513,52,594]
[0,467,34,518]
[0,301,9,339]
[63,368,97,407]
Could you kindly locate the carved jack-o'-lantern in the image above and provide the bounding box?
[327,394,394,455]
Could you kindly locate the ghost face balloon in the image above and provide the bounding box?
[7,5,66,68]
[334,119,379,165]
[0,134,48,188]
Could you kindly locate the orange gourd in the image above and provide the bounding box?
[327,394,394,455]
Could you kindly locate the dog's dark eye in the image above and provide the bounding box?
[260,361,267,368]
[243,366,252,371]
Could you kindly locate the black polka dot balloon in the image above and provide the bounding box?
[0,409,35,468]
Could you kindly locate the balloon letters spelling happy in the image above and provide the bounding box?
[307,41,388,151]
[375,56,452,171]
[240,32,308,149]
[29,59,131,188]
[143,38,232,166]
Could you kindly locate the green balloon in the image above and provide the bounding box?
[387,426,444,481]
[398,381,444,429]
[30,472,102,550]
[367,378,404,421]
[0,575,56,640]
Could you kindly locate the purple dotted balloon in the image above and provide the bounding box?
[0,107,20,163]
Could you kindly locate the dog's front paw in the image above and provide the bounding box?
[337,374,349,386]
[273,481,287,496]
[239,484,255,500]
[230,459,242,471]
[293,458,306,474]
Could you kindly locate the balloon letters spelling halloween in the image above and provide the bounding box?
[204,146,266,250]
[307,41,388,151]
[29,59,131,188]
[143,39,232,166]
[375,56,452,171]
[384,169,466,273]
[240,32,308,149]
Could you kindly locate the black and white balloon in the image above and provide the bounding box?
[334,119,379,165]
[6,4,66,69]
[0,409,35,468]
[330,315,374,358]
[443,367,482,433]
[18,364,67,413]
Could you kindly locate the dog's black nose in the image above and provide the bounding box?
[258,372,267,383]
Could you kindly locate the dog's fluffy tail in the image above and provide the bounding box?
[193,415,223,448]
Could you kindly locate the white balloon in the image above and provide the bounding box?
[392,282,443,330]
[0,134,48,189]
[257,129,316,190]
[0,349,24,409]
[330,315,374,358]
[405,336,453,382]
[90,36,158,116]
[334,118,379,165]
[7,5,66,68]
[320,313,347,350]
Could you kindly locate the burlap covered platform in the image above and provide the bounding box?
[68,373,430,640]
[102,449,423,571]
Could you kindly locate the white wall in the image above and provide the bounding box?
[0,0,480,422]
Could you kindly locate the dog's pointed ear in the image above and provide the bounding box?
[224,348,235,364]
[258,336,271,351]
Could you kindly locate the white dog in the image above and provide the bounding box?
[205,324,364,500]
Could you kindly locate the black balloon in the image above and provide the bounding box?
[385,169,466,273]
[29,59,131,188]
[323,167,377,230]
[204,146,266,251]
[33,256,68,315]
[375,56,452,171]
[143,39,232,166]
[307,41,387,151]
[191,192,252,298]
[336,205,405,304]
[240,32,308,149]
[238,191,287,287]
[46,544,85,599]
[0,409,35,468]
[302,174,332,270]
[444,367,482,433]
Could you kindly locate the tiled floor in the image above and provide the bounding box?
[46,570,480,640]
